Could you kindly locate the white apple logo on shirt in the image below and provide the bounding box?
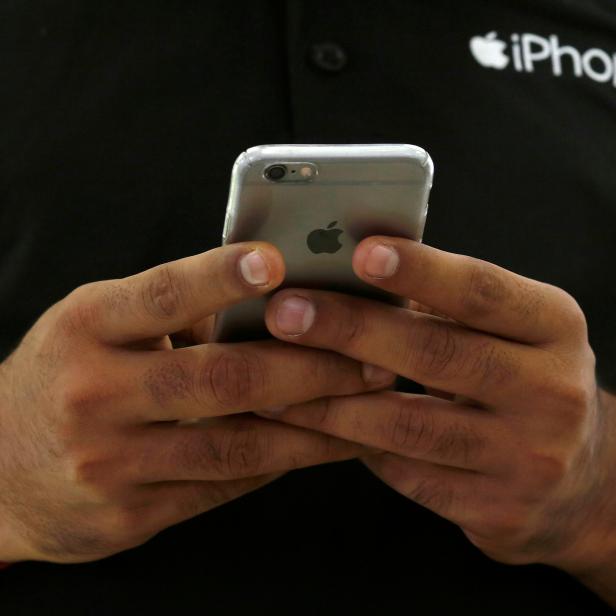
[470,31,510,69]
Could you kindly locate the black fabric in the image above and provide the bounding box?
[1,1,615,613]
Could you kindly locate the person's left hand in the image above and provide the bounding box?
[256,236,616,581]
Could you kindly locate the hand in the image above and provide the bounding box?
[258,236,616,594]
[0,242,393,564]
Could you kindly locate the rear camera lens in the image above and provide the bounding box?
[264,164,287,181]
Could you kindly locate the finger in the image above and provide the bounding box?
[424,387,456,401]
[136,474,280,533]
[398,312,471,401]
[409,301,456,388]
[257,391,506,472]
[364,453,525,546]
[353,237,583,344]
[362,452,481,524]
[73,242,286,345]
[127,415,371,482]
[412,301,449,320]
[265,289,541,406]
[111,339,395,422]
[171,315,215,347]
[188,314,215,344]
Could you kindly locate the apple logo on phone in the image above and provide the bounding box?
[307,221,343,254]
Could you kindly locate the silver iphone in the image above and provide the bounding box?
[212,144,434,342]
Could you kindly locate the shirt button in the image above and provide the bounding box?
[309,42,348,72]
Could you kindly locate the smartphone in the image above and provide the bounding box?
[212,144,434,342]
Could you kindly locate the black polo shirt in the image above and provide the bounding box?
[1,1,615,613]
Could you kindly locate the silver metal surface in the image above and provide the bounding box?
[213,144,434,342]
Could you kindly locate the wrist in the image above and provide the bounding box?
[550,388,616,605]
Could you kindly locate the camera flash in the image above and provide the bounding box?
[299,166,313,178]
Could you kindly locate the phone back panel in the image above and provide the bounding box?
[213,144,433,342]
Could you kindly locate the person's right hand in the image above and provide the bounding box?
[0,242,394,564]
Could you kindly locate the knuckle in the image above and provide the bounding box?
[65,453,98,485]
[527,449,570,486]
[61,388,93,421]
[317,432,355,465]
[68,281,99,304]
[168,429,224,476]
[476,508,528,544]
[303,396,335,431]
[58,365,120,423]
[218,422,270,478]
[332,303,367,349]
[65,452,117,501]
[429,422,484,467]
[557,381,593,417]
[143,359,194,408]
[141,264,186,320]
[60,378,107,422]
[536,369,595,426]
[180,481,232,513]
[408,320,459,378]
[470,342,518,389]
[99,281,133,317]
[385,398,434,453]
[199,349,265,410]
[310,352,355,396]
[461,260,508,319]
[58,284,102,336]
[509,279,546,323]
[465,534,529,566]
[107,506,151,542]
[406,478,456,513]
[550,287,588,337]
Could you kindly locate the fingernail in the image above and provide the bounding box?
[362,363,396,385]
[239,250,270,286]
[276,296,315,335]
[364,244,399,279]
